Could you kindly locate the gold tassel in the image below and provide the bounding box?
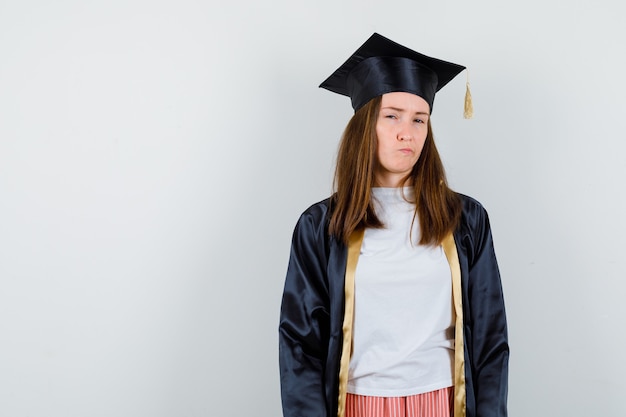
[463,70,474,119]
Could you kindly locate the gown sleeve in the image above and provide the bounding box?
[463,200,509,417]
[279,206,331,417]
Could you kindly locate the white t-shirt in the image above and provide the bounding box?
[347,187,454,397]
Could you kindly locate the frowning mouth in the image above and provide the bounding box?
[399,148,413,154]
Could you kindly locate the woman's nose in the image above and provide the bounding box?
[398,134,412,141]
[398,126,413,141]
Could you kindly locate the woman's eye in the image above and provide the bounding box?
[385,114,397,119]
[414,118,424,124]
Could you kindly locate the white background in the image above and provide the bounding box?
[1,1,625,416]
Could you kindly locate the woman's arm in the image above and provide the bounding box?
[279,209,331,417]
[464,201,509,417]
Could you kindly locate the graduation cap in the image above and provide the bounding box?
[319,33,472,117]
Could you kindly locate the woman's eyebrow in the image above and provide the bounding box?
[381,106,403,112]
[381,106,429,116]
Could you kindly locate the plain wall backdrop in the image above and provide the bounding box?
[1,0,625,416]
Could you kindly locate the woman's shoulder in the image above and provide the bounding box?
[455,192,492,231]
[289,197,336,252]
[300,197,330,222]
[456,192,488,214]
[292,197,333,234]
[300,197,332,218]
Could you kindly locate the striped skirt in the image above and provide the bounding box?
[345,386,453,417]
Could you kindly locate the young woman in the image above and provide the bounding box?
[279,33,508,417]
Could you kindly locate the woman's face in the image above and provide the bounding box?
[374,92,429,187]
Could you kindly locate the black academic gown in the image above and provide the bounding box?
[279,194,509,417]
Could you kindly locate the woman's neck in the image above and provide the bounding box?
[374,174,412,188]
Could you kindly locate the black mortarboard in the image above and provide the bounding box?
[319,33,467,114]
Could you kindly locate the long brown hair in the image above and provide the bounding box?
[328,96,461,246]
